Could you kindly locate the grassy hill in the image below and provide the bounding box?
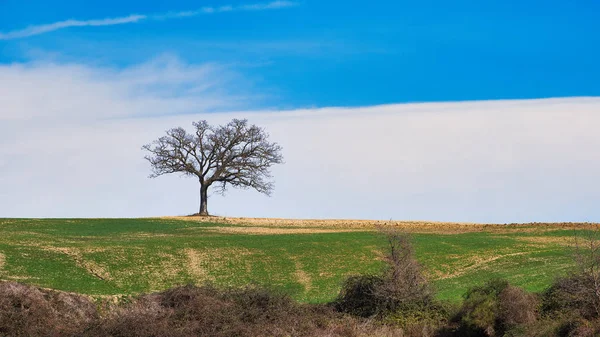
[0,217,591,302]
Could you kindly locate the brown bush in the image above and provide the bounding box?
[559,227,600,319]
[543,276,593,319]
[378,229,433,305]
[90,297,174,337]
[0,281,411,337]
[86,284,408,337]
[0,275,549,337]
[335,229,433,318]
[554,317,600,337]
[324,317,407,337]
[498,285,539,327]
[0,281,97,337]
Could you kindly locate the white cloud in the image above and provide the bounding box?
[0,55,246,122]
[1,58,599,223]
[0,1,298,40]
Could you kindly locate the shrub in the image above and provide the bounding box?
[335,275,387,317]
[0,281,97,337]
[458,279,538,337]
[0,281,410,337]
[387,301,454,337]
[378,228,433,306]
[543,274,600,319]
[498,284,538,327]
[335,229,433,318]
[91,297,173,337]
[87,284,408,337]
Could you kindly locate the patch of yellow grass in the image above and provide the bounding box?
[42,246,112,281]
[204,226,363,235]
[145,252,184,291]
[159,216,600,234]
[292,259,313,292]
[516,236,578,247]
[184,248,210,282]
[433,251,541,280]
[183,247,254,284]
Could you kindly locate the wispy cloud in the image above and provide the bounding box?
[0,15,147,40]
[154,1,297,19]
[0,1,298,40]
[240,1,298,10]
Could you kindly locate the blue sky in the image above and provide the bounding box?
[1,1,600,222]
[2,0,599,108]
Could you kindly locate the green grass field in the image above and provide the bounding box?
[0,218,585,303]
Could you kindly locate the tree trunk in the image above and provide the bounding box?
[199,184,208,216]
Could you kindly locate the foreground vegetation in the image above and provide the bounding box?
[0,218,589,303]
[0,281,405,337]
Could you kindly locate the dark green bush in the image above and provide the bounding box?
[458,279,538,337]
[335,275,386,317]
[387,301,454,337]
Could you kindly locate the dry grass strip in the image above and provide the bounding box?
[184,248,210,282]
[204,226,363,235]
[291,258,313,292]
[159,216,600,234]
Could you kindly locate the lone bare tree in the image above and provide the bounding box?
[142,119,283,216]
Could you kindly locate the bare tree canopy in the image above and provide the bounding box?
[142,119,283,216]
